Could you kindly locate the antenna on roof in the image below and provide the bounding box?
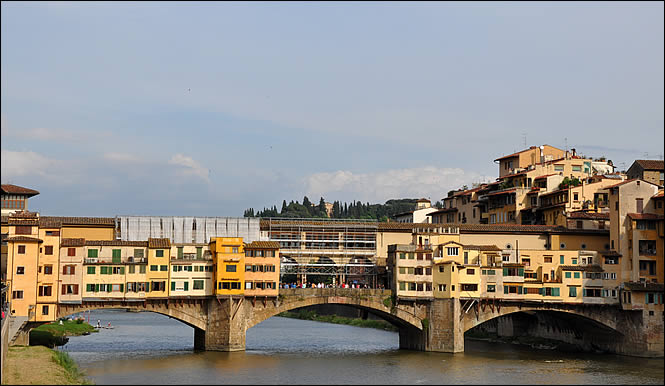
[564,137,568,152]
[522,132,527,148]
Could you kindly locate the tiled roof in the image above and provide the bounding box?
[567,211,610,220]
[654,190,664,198]
[486,189,516,197]
[85,240,148,247]
[627,213,664,220]
[584,264,604,272]
[60,238,86,247]
[534,174,558,180]
[463,245,502,251]
[559,265,585,271]
[245,241,280,249]
[1,184,40,196]
[623,282,664,292]
[39,216,116,227]
[9,211,38,218]
[6,236,43,243]
[494,146,541,161]
[7,218,40,226]
[458,224,609,235]
[605,178,638,189]
[633,160,664,171]
[148,238,171,248]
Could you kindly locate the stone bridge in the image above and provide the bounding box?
[51,290,662,357]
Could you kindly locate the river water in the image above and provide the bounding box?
[60,309,663,385]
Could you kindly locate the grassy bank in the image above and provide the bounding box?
[278,310,398,332]
[30,318,97,347]
[2,345,92,385]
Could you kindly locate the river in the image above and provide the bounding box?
[60,309,664,385]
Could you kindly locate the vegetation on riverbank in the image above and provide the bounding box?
[2,345,92,385]
[30,318,97,347]
[278,310,398,332]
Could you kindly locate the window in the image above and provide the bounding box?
[466,268,475,275]
[447,247,459,256]
[62,284,79,295]
[112,249,121,263]
[232,247,239,253]
[572,165,582,172]
[502,254,509,262]
[16,266,25,275]
[67,248,76,256]
[574,272,580,279]
[134,249,144,259]
[88,249,98,258]
[399,282,406,291]
[583,288,602,297]
[461,284,478,291]
[463,251,469,264]
[572,258,577,265]
[113,267,124,274]
[18,245,26,254]
[544,256,552,263]
[560,243,566,249]
[638,240,657,256]
[160,265,168,271]
[62,265,75,275]
[44,246,53,255]
[150,265,158,271]
[140,265,146,274]
[44,265,53,274]
[487,285,495,292]
[554,165,564,172]
[87,266,95,274]
[438,266,444,272]
[226,265,237,272]
[15,226,32,235]
[569,287,577,297]
[129,265,135,274]
[197,247,203,259]
[565,272,571,279]
[399,253,405,260]
[42,305,49,315]
[151,281,166,292]
[193,280,204,290]
[38,285,52,297]
[573,193,579,201]
[12,290,23,299]
[560,255,565,264]
[156,250,164,257]
[177,247,184,258]
[636,198,643,213]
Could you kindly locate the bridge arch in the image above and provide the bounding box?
[57,300,208,331]
[245,289,424,331]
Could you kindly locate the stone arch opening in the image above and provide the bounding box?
[465,309,624,354]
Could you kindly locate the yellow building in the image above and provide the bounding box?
[170,243,214,297]
[146,238,171,298]
[243,241,280,297]
[209,237,244,296]
[59,239,85,305]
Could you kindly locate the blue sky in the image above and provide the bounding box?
[2,1,663,217]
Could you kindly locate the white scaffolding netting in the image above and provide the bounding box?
[117,216,261,244]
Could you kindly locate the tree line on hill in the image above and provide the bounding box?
[243,197,422,222]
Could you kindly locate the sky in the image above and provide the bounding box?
[1,1,663,217]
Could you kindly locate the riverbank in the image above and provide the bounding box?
[278,310,398,331]
[30,319,98,347]
[2,345,92,384]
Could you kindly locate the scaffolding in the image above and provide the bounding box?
[116,216,261,244]
[264,218,380,284]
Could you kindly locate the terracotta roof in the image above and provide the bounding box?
[559,265,585,271]
[538,188,570,197]
[583,264,604,272]
[440,240,464,247]
[605,178,638,189]
[7,218,39,226]
[632,160,664,171]
[245,241,280,249]
[60,238,86,247]
[85,240,147,247]
[1,184,39,196]
[148,238,171,248]
[458,224,609,235]
[6,236,43,243]
[9,211,38,218]
[417,198,431,202]
[627,213,664,220]
[623,282,664,292]
[463,245,502,251]
[653,190,664,198]
[567,211,610,220]
[494,146,542,162]
[534,174,558,180]
[39,216,116,227]
[486,189,516,197]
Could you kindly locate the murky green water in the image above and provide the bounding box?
[60,309,664,384]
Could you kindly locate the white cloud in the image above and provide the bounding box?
[103,152,142,163]
[168,153,210,183]
[1,149,57,179]
[304,166,491,203]
[4,126,112,143]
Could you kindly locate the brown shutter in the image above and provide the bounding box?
[62,284,67,294]
[73,285,78,295]
[63,266,67,275]
[71,265,75,275]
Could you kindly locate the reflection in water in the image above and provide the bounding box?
[61,310,664,385]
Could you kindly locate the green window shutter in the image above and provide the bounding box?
[87,266,95,274]
[88,249,98,258]
[171,282,176,291]
[553,288,560,296]
[119,284,124,292]
[120,267,124,274]
[113,249,121,258]
[503,268,508,276]
[107,285,112,292]
[574,272,580,279]
[583,288,587,297]
[177,247,183,258]
[565,272,571,279]
[112,256,121,264]
[184,282,189,291]
[518,286,523,294]
[539,288,544,295]
[196,247,202,259]
[100,266,106,275]
[504,286,508,294]
[518,268,524,276]
[560,255,564,264]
